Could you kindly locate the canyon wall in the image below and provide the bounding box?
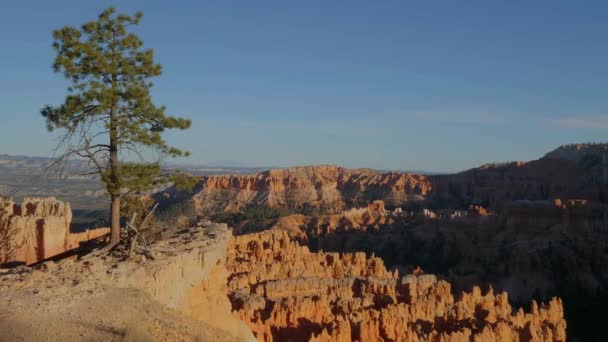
[429,159,604,208]
[431,144,608,208]
[161,166,431,214]
[161,144,608,217]
[0,197,108,265]
[266,200,607,340]
[272,199,608,298]
[227,229,566,341]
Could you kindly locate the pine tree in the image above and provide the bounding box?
[41,7,191,249]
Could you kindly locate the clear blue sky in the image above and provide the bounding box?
[1,1,607,172]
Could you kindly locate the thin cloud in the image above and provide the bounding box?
[545,115,608,129]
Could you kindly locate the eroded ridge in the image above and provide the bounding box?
[162,165,431,213]
[227,229,567,341]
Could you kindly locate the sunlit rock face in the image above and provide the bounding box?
[226,229,567,342]
[0,197,108,265]
[162,144,608,216]
[159,165,431,214]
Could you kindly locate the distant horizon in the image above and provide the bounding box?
[3,140,604,175]
[2,1,608,172]
[0,150,441,173]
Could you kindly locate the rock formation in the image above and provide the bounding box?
[543,143,608,163]
[263,199,608,340]
[160,144,608,219]
[467,205,489,216]
[0,197,109,265]
[227,229,567,341]
[430,145,608,208]
[161,166,431,214]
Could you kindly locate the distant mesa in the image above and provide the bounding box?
[543,142,608,163]
[161,165,432,214]
[158,143,608,216]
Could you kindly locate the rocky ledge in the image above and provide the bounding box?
[0,221,255,342]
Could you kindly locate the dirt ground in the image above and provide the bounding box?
[0,223,247,342]
[0,270,240,342]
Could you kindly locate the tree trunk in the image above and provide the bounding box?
[110,193,121,245]
[108,89,120,247]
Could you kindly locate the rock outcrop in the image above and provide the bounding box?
[0,197,109,265]
[227,229,567,341]
[162,166,431,214]
[0,221,256,341]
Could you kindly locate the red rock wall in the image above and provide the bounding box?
[170,166,431,213]
[164,153,607,216]
[0,197,108,265]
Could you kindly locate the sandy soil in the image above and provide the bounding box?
[0,266,240,342]
[0,222,248,342]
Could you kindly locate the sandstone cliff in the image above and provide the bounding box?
[161,144,608,217]
[227,229,566,341]
[161,165,431,214]
[0,197,109,265]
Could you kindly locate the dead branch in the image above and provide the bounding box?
[127,203,158,260]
